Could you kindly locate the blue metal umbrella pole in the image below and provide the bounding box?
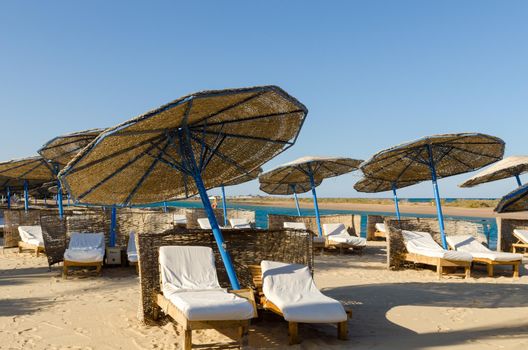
[515,174,522,187]
[24,180,29,212]
[53,164,64,219]
[290,184,301,216]
[109,206,117,247]
[221,185,228,227]
[427,145,448,249]
[308,171,323,237]
[391,183,401,221]
[163,201,168,213]
[6,186,10,209]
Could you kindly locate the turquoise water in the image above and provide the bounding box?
[158,201,498,249]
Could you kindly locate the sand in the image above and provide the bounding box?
[1,243,528,349]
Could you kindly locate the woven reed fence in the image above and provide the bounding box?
[268,213,361,236]
[496,218,528,252]
[2,209,42,248]
[168,207,256,228]
[40,208,176,267]
[385,218,486,268]
[366,215,386,241]
[136,228,313,322]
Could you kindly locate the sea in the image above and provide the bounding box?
[0,198,499,249]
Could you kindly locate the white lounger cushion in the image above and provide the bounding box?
[159,246,253,321]
[283,222,307,230]
[173,214,187,225]
[261,260,347,323]
[402,230,472,262]
[375,223,386,233]
[513,229,528,244]
[127,232,138,263]
[229,218,251,229]
[197,218,211,229]
[64,233,105,263]
[18,226,44,247]
[446,235,523,262]
[322,223,366,247]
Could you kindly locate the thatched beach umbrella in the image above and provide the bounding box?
[259,156,363,236]
[59,85,308,289]
[460,156,528,189]
[219,167,262,226]
[354,177,419,220]
[38,128,105,165]
[260,180,321,216]
[38,128,105,217]
[360,133,505,248]
[0,156,55,211]
[495,184,528,213]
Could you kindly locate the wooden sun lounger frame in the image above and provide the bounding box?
[404,253,471,279]
[248,265,351,345]
[153,289,257,350]
[512,240,528,255]
[18,241,45,257]
[374,230,386,239]
[325,238,365,255]
[62,260,103,278]
[471,257,520,278]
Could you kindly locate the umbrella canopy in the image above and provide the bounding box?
[354,177,420,220]
[459,155,528,188]
[494,184,528,213]
[361,133,505,248]
[354,177,419,193]
[0,156,55,211]
[259,156,362,235]
[38,128,105,166]
[59,85,308,289]
[260,180,320,195]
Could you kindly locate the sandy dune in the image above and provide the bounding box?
[1,242,528,349]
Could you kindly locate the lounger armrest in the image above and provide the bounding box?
[229,288,258,318]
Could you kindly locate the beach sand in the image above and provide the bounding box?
[1,243,528,349]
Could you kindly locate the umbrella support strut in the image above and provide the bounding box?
[392,184,401,221]
[54,163,64,220]
[309,171,323,237]
[221,185,228,227]
[293,192,301,216]
[515,174,522,187]
[427,146,448,249]
[6,186,10,209]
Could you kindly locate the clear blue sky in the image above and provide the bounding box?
[1,1,526,199]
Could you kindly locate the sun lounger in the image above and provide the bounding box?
[197,218,211,229]
[18,225,45,256]
[249,260,351,345]
[127,232,138,271]
[63,233,105,278]
[322,223,366,254]
[374,223,387,238]
[153,246,256,350]
[174,214,187,227]
[402,230,472,279]
[512,229,528,254]
[446,235,522,277]
[283,222,326,250]
[229,218,252,229]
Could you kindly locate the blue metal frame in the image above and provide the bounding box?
[221,185,228,226]
[391,183,401,220]
[163,201,168,213]
[515,174,522,187]
[308,171,323,237]
[427,145,448,249]
[54,164,64,220]
[110,206,117,247]
[24,180,29,212]
[293,192,301,216]
[6,186,10,209]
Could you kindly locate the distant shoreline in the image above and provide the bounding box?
[224,199,527,219]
